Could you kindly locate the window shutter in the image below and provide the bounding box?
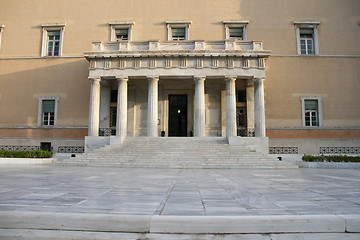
[305,100,318,110]
[42,100,55,113]
[172,28,185,36]
[229,27,243,37]
[300,28,313,35]
[47,30,60,37]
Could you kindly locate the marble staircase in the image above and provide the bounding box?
[59,137,297,168]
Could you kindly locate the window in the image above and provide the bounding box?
[109,21,134,41]
[229,27,243,40]
[38,97,59,127]
[47,30,60,56]
[0,24,4,51]
[301,97,322,127]
[166,21,191,41]
[300,28,314,54]
[41,23,66,57]
[223,21,248,40]
[237,90,246,102]
[171,27,186,41]
[294,21,319,55]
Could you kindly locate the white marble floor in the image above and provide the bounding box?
[0,166,359,216]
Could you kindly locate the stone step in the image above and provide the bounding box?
[59,137,297,169]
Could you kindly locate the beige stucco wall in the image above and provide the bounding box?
[0,0,359,138]
[0,58,90,127]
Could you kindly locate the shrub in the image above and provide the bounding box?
[302,155,360,162]
[0,150,52,158]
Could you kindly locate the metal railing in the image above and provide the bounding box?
[237,128,255,137]
[99,128,116,136]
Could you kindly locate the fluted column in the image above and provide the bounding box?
[194,76,206,137]
[147,76,159,137]
[225,76,237,138]
[88,77,101,136]
[254,78,266,137]
[116,77,128,139]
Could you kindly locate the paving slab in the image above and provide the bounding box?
[0,166,359,237]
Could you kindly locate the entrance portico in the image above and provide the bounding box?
[84,40,270,149]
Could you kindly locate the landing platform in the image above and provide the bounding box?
[0,166,359,239]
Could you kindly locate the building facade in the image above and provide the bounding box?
[0,0,359,156]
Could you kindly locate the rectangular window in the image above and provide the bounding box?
[294,21,319,55]
[229,27,243,40]
[41,23,65,57]
[115,28,129,41]
[47,30,60,56]
[300,28,314,55]
[304,99,318,126]
[42,100,55,126]
[171,27,186,41]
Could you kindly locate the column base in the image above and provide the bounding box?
[227,136,269,155]
[84,136,110,154]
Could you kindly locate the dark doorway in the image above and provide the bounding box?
[168,95,187,137]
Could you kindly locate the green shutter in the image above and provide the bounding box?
[172,28,185,37]
[229,27,243,37]
[115,29,128,35]
[305,100,318,110]
[42,100,55,113]
[47,30,60,37]
[300,28,313,35]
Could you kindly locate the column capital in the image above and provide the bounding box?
[253,77,265,84]
[194,76,206,82]
[225,76,237,82]
[88,76,101,82]
[116,76,128,82]
[147,76,159,81]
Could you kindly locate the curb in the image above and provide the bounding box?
[1,212,359,234]
[0,158,55,165]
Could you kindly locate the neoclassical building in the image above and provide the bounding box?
[0,0,359,159]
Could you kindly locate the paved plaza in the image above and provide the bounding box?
[0,166,359,239]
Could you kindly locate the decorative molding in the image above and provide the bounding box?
[0,145,41,151]
[293,21,320,25]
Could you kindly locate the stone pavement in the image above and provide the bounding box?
[0,166,359,239]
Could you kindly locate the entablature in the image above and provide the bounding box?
[84,40,270,80]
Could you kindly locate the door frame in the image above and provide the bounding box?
[163,90,193,137]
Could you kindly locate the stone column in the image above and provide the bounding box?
[254,78,266,137]
[225,76,237,138]
[147,76,159,137]
[116,77,128,139]
[194,76,206,137]
[88,77,101,136]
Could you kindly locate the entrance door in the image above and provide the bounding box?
[236,107,247,136]
[168,95,187,137]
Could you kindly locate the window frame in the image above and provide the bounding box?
[109,21,134,42]
[41,23,66,57]
[294,21,320,55]
[223,21,249,40]
[166,21,191,41]
[38,97,59,127]
[301,96,322,127]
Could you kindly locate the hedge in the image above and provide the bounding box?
[302,155,360,162]
[0,150,53,158]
